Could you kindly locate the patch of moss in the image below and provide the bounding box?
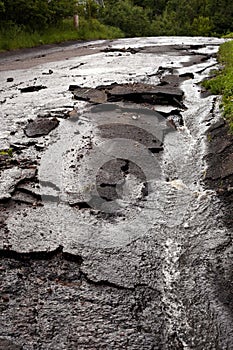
[207,133,212,142]
[0,148,13,157]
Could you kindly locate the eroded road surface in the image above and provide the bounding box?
[0,37,232,350]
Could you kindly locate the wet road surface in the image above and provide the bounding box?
[0,37,232,350]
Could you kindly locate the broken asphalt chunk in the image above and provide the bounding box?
[42,69,53,75]
[106,83,184,106]
[20,85,47,93]
[24,118,59,137]
[0,167,36,200]
[98,124,163,151]
[71,82,184,107]
[71,87,107,104]
[101,47,139,54]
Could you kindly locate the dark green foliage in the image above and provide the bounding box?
[99,0,152,37]
[100,0,233,37]
[0,0,77,31]
[0,0,4,12]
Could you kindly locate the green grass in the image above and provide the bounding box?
[0,18,124,51]
[202,40,233,132]
[223,32,233,38]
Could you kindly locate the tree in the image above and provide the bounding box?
[205,0,233,33]
[0,0,4,12]
[100,0,152,36]
[0,0,77,31]
[133,0,168,15]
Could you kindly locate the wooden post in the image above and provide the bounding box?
[73,14,79,29]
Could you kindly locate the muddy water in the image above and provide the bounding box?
[0,37,232,350]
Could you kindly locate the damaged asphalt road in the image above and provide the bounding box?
[0,37,233,349]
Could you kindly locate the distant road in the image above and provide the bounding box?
[0,39,108,71]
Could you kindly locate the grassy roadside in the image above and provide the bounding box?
[202,38,233,132]
[0,18,124,51]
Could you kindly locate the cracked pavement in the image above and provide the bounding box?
[0,37,232,350]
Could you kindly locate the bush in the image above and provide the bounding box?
[76,18,124,40]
